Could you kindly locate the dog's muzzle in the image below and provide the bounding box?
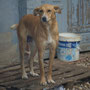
[42,16,47,22]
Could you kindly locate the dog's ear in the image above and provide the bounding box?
[33,7,40,16]
[54,6,61,14]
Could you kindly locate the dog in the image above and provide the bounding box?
[11,4,61,85]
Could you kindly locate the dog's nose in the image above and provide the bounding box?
[42,17,47,22]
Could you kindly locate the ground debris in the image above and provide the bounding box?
[0,52,90,90]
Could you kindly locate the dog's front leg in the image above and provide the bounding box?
[47,44,56,84]
[38,48,47,85]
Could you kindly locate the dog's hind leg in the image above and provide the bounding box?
[19,40,28,79]
[18,33,28,79]
[29,40,39,77]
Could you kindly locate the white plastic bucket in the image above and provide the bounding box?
[57,33,81,61]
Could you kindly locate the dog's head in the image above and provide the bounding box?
[33,4,61,23]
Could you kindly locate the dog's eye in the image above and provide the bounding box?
[47,10,51,12]
[39,10,43,13]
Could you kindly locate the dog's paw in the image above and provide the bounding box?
[40,81,47,86]
[30,71,39,77]
[40,78,47,86]
[22,73,28,79]
[47,79,55,84]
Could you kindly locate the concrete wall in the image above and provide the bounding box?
[27,0,41,14]
[0,0,19,67]
[0,0,90,67]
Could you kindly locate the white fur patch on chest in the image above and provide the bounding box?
[46,26,53,44]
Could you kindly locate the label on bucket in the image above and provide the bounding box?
[57,41,80,61]
[58,41,80,48]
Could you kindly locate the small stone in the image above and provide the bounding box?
[67,88,69,90]
[0,87,6,90]
[78,87,82,90]
[86,82,90,85]
[84,85,87,88]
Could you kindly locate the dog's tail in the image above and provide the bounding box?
[10,24,18,30]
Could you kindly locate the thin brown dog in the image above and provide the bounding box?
[11,4,61,85]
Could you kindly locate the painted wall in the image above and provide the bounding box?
[0,0,19,67]
[0,0,90,66]
[27,0,41,14]
[67,0,90,51]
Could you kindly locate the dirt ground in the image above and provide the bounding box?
[65,52,90,90]
[0,52,90,90]
[67,51,90,67]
